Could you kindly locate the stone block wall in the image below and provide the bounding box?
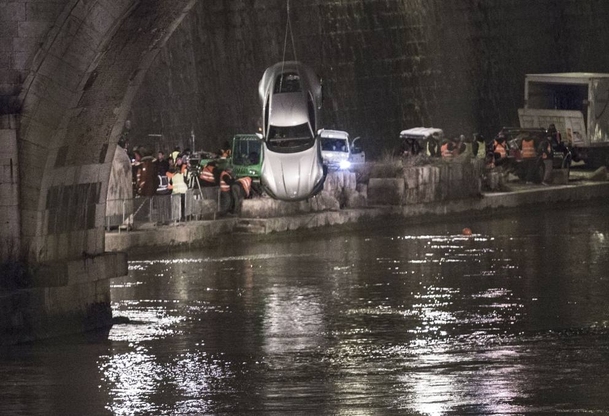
[129,0,609,159]
[240,170,364,218]
[368,159,481,206]
[0,115,20,261]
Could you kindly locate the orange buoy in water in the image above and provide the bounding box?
[462,228,472,236]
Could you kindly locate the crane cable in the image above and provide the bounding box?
[280,0,297,90]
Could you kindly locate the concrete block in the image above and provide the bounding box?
[368,178,404,205]
[587,166,607,181]
[344,189,366,208]
[0,181,19,205]
[11,38,40,54]
[0,20,17,38]
[0,38,12,53]
[551,169,569,185]
[86,2,115,36]
[25,2,65,22]
[0,128,17,153]
[403,167,420,189]
[37,54,82,91]
[17,21,51,39]
[96,0,131,19]
[1,3,26,22]
[48,20,97,73]
[35,99,66,129]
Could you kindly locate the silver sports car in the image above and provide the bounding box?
[258,61,326,201]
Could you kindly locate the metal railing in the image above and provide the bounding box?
[105,187,221,232]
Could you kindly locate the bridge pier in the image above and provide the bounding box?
[0,252,127,345]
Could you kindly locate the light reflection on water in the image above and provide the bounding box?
[97,206,609,414]
[2,205,609,415]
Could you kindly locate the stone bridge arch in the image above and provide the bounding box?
[0,0,197,342]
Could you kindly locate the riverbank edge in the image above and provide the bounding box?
[105,180,609,254]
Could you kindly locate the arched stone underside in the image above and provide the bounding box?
[10,0,198,264]
[0,0,199,344]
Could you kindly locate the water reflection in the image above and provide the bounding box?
[2,206,609,414]
[101,207,609,414]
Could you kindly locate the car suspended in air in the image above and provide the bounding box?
[258,61,326,201]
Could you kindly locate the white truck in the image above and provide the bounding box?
[519,72,609,167]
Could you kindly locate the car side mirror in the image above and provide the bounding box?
[351,137,362,153]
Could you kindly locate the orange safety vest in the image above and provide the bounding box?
[521,139,536,158]
[219,171,231,192]
[494,140,507,159]
[441,143,453,159]
[237,177,252,197]
[199,165,215,185]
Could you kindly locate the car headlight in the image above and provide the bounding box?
[339,160,351,170]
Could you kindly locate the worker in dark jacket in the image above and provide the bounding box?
[472,134,487,160]
[231,177,253,215]
[539,135,554,185]
[218,169,236,215]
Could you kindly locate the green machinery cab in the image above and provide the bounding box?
[230,134,263,180]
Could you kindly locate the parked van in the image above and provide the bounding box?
[319,129,365,169]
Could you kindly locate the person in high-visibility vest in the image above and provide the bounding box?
[199,161,217,187]
[170,146,181,163]
[492,135,508,166]
[520,134,537,183]
[440,140,455,160]
[231,176,253,215]
[167,162,188,221]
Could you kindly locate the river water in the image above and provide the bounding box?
[2,203,609,415]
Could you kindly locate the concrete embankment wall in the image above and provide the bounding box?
[105,160,609,255]
[105,159,482,251]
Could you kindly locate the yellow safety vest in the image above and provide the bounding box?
[476,141,487,159]
[170,172,188,194]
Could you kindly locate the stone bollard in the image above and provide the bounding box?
[551,169,569,185]
[587,166,607,181]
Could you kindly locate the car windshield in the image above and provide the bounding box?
[233,139,262,166]
[267,123,314,152]
[321,138,348,152]
[274,72,301,94]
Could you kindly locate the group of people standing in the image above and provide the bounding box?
[399,123,565,186]
[198,160,257,216]
[490,124,563,185]
[125,144,256,219]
